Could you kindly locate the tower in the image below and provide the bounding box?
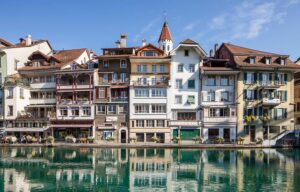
[158,21,173,55]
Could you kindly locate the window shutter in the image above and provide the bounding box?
[284,74,288,84]
[275,73,279,81]
[259,73,262,82]
[254,73,257,83]
[259,107,263,116]
[258,90,262,100]
[254,90,258,100]
[244,72,247,82]
[284,108,287,118]
[269,73,272,81]
[229,92,233,102]
[243,108,247,116]
[274,109,277,120]
[253,108,257,116]
[243,90,247,100]
[274,90,278,98]
[284,91,287,101]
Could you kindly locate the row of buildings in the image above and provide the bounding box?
[1,21,300,144]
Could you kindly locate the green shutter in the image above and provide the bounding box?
[284,74,288,84]
[269,73,273,81]
[284,91,287,101]
[244,72,247,82]
[259,107,263,116]
[259,73,262,82]
[253,108,257,116]
[254,90,258,100]
[254,73,257,83]
[258,90,262,99]
[275,73,278,81]
[243,90,247,100]
[274,109,277,120]
[244,108,247,116]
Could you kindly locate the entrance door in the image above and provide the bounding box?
[121,130,126,143]
[250,126,256,142]
[224,128,230,142]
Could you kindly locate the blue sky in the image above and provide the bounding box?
[1,0,299,60]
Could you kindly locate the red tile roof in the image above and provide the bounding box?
[158,21,172,42]
[180,39,198,45]
[53,48,87,67]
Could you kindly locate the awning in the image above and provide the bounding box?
[6,128,45,132]
[51,124,92,128]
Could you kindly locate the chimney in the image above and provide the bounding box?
[209,49,213,57]
[120,33,127,48]
[214,43,219,57]
[115,40,121,48]
[26,34,32,46]
[142,39,147,47]
[19,38,26,45]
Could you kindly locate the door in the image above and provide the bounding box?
[250,126,256,142]
[121,130,127,143]
[224,128,230,142]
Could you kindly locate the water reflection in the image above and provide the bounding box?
[0,147,299,191]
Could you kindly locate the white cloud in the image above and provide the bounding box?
[133,17,160,42]
[183,21,201,31]
[210,15,226,30]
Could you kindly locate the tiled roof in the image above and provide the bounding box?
[0,38,13,47]
[53,48,87,66]
[180,39,198,45]
[158,21,172,42]
[223,43,286,56]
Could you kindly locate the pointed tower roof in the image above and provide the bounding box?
[158,21,173,42]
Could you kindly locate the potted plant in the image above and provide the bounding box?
[129,137,137,143]
[65,135,76,143]
[46,136,55,144]
[31,137,38,143]
[256,137,263,144]
[237,136,245,145]
[87,136,95,143]
[106,136,115,142]
[193,136,203,144]
[245,114,256,124]
[260,113,270,124]
[151,136,160,143]
[171,136,181,143]
[214,137,224,144]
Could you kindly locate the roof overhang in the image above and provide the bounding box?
[170,44,207,58]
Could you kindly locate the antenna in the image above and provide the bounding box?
[163,10,167,22]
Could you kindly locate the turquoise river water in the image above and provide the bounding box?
[0,147,299,191]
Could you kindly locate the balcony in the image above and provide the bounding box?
[29,98,56,105]
[58,84,92,90]
[111,97,128,102]
[261,98,281,106]
[203,117,237,123]
[169,120,201,127]
[258,81,280,90]
[132,80,169,87]
[31,82,56,89]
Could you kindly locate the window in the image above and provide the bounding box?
[151,88,166,97]
[245,90,255,100]
[120,73,127,82]
[209,108,230,117]
[177,64,183,72]
[82,107,91,116]
[98,88,105,98]
[103,74,108,83]
[103,60,109,68]
[59,107,68,116]
[207,91,215,102]
[144,51,155,56]
[120,60,127,68]
[187,95,195,104]
[97,105,106,114]
[188,79,195,89]
[276,73,287,85]
[249,57,256,64]
[151,77,157,85]
[107,105,117,114]
[277,91,287,102]
[275,108,287,120]
[177,112,196,120]
[157,120,165,127]
[184,50,189,56]
[245,72,255,84]
[137,64,142,72]
[135,104,149,113]
[206,76,216,86]
[160,64,165,73]
[8,88,13,98]
[137,77,147,85]
[112,73,118,82]
[71,107,79,116]
[8,106,13,116]
[135,89,149,97]
[142,65,147,73]
[104,131,113,139]
[189,64,195,72]
[146,120,154,127]
[280,58,286,65]
[220,76,229,86]
[221,91,229,102]
[265,58,271,65]
[136,120,144,127]
[175,79,183,89]
[20,88,24,98]
[152,104,166,113]
[119,104,128,113]
[152,65,157,73]
[175,95,182,104]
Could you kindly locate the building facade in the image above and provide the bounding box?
[216,43,299,144]
[168,39,206,143]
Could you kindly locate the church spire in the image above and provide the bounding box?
[158,21,173,54]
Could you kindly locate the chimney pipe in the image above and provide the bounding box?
[142,39,147,47]
[120,33,127,48]
[115,40,121,48]
[214,43,219,57]
[26,35,32,46]
[209,49,213,57]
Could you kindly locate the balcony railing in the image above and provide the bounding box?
[29,98,56,105]
[262,98,281,106]
[258,81,280,89]
[203,117,237,123]
[132,80,169,87]
[169,120,201,127]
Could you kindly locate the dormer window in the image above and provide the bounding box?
[103,60,109,68]
[33,61,40,67]
[265,57,271,65]
[280,58,286,65]
[249,57,256,64]
[184,50,189,57]
[71,64,76,70]
[144,51,155,56]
